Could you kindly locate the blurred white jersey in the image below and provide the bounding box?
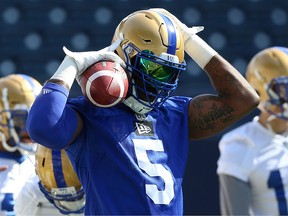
[14,158,83,216]
[14,174,63,216]
[217,117,288,215]
[0,154,33,216]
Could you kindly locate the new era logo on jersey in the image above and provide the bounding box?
[135,121,154,136]
[42,88,52,94]
[135,113,146,122]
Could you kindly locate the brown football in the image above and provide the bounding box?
[79,61,128,107]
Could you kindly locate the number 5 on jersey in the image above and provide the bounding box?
[133,139,175,205]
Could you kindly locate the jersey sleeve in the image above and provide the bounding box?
[219,174,251,215]
[27,82,79,149]
[217,128,255,182]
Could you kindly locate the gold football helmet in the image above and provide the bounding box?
[246,46,288,119]
[0,74,42,153]
[35,144,85,214]
[112,9,186,114]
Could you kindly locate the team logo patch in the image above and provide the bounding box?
[135,121,154,136]
[42,88,52,94]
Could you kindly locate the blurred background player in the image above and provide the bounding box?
[14,144,85,215]
[217,46,288,215]
[27,8,259,215]
[0,74,42,216]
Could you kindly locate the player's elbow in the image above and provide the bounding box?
[27,105,79,149]
[27,114,68,150]
[224,83,260,115]
[241,88,260,112]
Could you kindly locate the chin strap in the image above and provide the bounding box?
[122,76,153,114]
[122,96,152,114]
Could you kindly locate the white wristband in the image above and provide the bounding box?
[50,56,78,89]
[184,34,217,69]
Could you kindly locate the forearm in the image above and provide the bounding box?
[187,54,259,139]
[185,32,258,109]
[204,55,259,113]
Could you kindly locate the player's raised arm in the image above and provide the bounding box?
[27,40,125,149]
[151,8,259,139]
[188,53,259,139]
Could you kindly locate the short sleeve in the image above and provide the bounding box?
[217,135,255,182]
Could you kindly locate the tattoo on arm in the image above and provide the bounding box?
[191,102,234,131]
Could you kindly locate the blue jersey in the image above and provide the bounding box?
[66,96,191,215]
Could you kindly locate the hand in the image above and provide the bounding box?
[150,8,216,69]
[149,8,204,41]
[63,35,126,80]
[50,34,126,89]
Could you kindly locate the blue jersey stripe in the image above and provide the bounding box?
[158,13,177,55]
[52,150,67,188]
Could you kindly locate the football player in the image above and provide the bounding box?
[14,145,85,215]
[0,74,42,216]
[27,9,259,215]
[217,46,288,215]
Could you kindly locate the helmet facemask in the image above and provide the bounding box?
[38,182,85,214]
[0,102,34,153]
[0,74,42,154]
[123,43,186,112]
[264,76,288,120]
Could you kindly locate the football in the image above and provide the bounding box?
[79,61,129,107]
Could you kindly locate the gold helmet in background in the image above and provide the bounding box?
[246,46,288,119]
[0,74,42,153]
[112,9,186,114]
[35,144,85,214]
